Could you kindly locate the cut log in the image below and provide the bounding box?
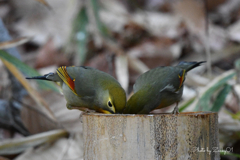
[83,112,219,160]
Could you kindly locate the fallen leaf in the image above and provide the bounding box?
[0,59,57,122]
[35,0,52,9]
[21,91,83,134]
[127,56,149,74]
[35,38,69,69]
[194,70,235,111]
[0,37,31,50]
[173,0,205,33]
[0,50,59,92]
[228,19,240,42]
[132,11,183,38]
[12,0,80,47]
[0,156,10,160]
[0,129,68,155]
[16,137,83,160]
[115,55,129,92]
[21,95,60,134]
[86,53,117,77]
[127,38,175,68]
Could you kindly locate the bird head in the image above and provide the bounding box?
[98,87,126,114]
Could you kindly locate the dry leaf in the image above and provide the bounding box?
[127,56,149,74]
[0,59,56,122]
[115,55,129,92]
[35,0,52,9]
[228,19,240,42]
[86,53,117,77]
[12,0,80,47]
[21,95,60,134]
[22,91,82,134]
[127,39,174,69]
[0,37,31,50]
[16,137,83,160]
[173,0,205,33]
[173,0,227,51]
[0,129,68,155]
[218,107,240,145]
[35,38,69,69]
[0,156,10,160]
[38,91,83,133]
[132,11,183,38]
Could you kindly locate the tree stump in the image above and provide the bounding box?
[82,112,219,160]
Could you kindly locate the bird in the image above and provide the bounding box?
[26,66,126,114]
[123,61,206,114]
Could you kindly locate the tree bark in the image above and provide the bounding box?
[83,112,219,160]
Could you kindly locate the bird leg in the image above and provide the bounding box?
[172,102,179,114]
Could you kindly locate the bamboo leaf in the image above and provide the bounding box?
[75,7,89,65]
[115,55,129,92]
[194,70,235,111]
[220,150,240,158]
[35,0,52,9]
[229,111,240,120]
[1,59,57,122]
[127,56,149,74]
[179,97,195,112]
[0,50,59,92]
[0,130,68,155]
[211,84,232,112]
[90,0,109,36]
[0,37,31,50]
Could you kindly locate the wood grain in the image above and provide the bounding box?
[83,112,219,160]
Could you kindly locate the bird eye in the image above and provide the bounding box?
[108,101,113,107]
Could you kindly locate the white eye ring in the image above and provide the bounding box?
[108,101,113,107]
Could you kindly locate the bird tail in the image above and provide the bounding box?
[177,61,206,72]
[26,73,53,81]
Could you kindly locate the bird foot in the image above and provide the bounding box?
[172,106,179,114]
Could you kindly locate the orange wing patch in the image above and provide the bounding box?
[178,69,186,89]
[57,66,77,95]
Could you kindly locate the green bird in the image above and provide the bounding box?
[26,66,126,114]
[124,61,205,114]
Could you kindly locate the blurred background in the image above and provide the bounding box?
[0,0,240,159]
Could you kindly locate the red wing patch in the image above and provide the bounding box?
[57,66,77,95]
[178,69,186,89]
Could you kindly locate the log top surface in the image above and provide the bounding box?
[83,111,217,117]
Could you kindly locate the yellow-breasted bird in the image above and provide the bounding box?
[124,61,205,114]
[26,66,126,114]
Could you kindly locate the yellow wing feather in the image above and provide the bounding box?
[56,66,77,95]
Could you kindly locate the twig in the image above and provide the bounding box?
[204,0,212,77]
[106,53,115,76]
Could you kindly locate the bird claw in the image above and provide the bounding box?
[172,107,179,114]
[172,103,179,114]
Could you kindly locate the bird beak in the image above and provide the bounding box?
[97,108,115,114]
[103,110,115,114]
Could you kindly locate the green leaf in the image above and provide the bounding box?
[211,84,232,112]
[75,7,89,65]
[0,50,59,92]
[220,151,240,158]
[90,0,109,37]
[179,97,195,112]
[229,111,240,120]
[194,70,235,111]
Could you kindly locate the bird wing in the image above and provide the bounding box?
[134,66,184,94]
[56,66,77,95]
[65,66,96,97]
